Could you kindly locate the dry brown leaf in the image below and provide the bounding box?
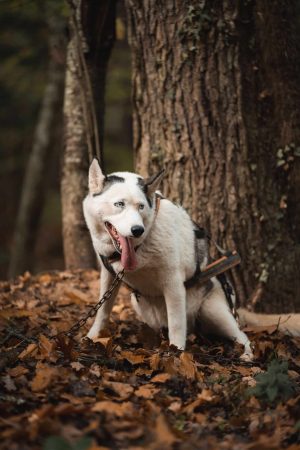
[0,308,32,318]
[61,393,95,405]
[31,362,59,392]
[153,413,178,446]
[91,401,135,417]
[18,343,38,359]
[120,350,146,364]
[233,365,253,376]
[64,288,90,304]
[149,353,160,370]
[28,404,54,423]
[179,352,197,379]
[88,446,111,450]
[168,400,182,413]
[102,381,134,400]
[38,334,56,360]
[7,365,29,377]
[184,389,214,414]
[134,367,153,377]
[135,383,160,399]
[38,273,53,285]
[92,337,113,354]
[151,372,171,383]
[162,356,180,376]
[70,361,85,371]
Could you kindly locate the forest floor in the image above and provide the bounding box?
[0,270,299,450]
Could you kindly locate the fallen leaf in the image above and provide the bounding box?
[135,384,160,399]
[179,352,197,379]
[64,288,90,304]
[102,381,134,400]
[120,350,146,364]
[151,373,171,383]
[70,361,85,371]
[154,413,178,446]
[91,401,135,417]
[184,389,214,414]
[168,400,182,413]
[31,363,59,392]
[38,334,56,360]
[0,308,32,318]
[7,365,29,377]
[18,343,38,359]
[149,353,160,370]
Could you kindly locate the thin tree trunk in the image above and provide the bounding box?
[125,0,300,312]
[61,0,116,269]
[8,13,65,278]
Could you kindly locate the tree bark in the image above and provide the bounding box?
[8,13,65,278]
[61,0,116,269]
[125,0,300,312]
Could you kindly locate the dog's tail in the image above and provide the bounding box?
[237,308,300,337]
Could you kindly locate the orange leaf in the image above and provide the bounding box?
[151,373,171,383]
[154,414,178,446]
[120,351,145,364]
[179,352,197,379]
[149,353,160,370]
[7,365,29,377]
[0,308,32,318]
[135,383,159,399]
[31,363,58,392]
[184,389,214,414]
[18,343,38,359]
[102,381,134,400]
[91,401,135,417]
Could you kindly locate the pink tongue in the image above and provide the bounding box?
[118,235,137,271]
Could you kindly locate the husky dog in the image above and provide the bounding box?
[83,159,254,358]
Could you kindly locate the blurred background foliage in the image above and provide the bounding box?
[0,0,132,278]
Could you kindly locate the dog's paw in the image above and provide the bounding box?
[240,351,254,362]
[169,340,186,351]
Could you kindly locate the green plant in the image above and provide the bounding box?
[247,359,296,404]
[43,436,92,450]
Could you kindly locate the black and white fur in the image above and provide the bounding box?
[83,159,253,360]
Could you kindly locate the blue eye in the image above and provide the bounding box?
[139,204,145,210]
[114,201,125,208]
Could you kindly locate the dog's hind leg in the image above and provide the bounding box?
[87,268,119,340]
[197,284,253,361]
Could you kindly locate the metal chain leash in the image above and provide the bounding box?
[50,269,125,340]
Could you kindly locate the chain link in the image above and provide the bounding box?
[50,270,124,340]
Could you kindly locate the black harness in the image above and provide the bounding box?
[99,201,238,318]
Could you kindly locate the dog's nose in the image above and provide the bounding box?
[131,225,144,237]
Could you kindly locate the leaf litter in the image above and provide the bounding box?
[0,270,299,449]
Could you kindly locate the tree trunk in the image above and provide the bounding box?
[125,0,300,312]
[61,0,116,269]
[8,13,65,278]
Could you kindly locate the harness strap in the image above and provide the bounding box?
[185,223,240,319]
[216,272,238,319]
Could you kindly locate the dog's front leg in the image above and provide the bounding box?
[164,280,187,350]
[87,268,119,340]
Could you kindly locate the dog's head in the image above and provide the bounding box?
[83,158,164,271]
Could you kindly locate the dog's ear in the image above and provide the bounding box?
[88,158,106,194]
[144,169,165,195]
